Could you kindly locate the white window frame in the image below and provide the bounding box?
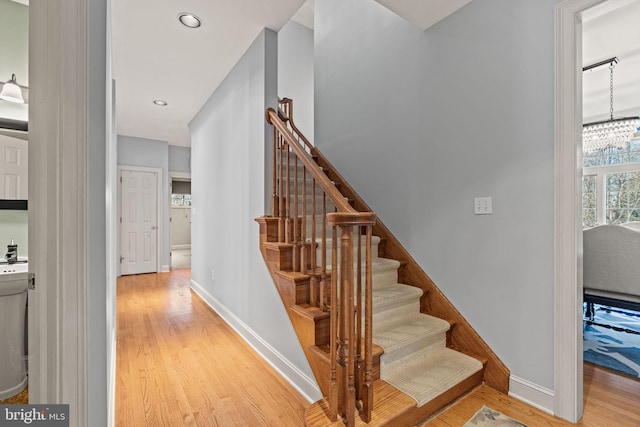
[584,162,640,225]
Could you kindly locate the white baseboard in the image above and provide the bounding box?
[509,375,555,415]
[108,330,116,427]
[161,265,170,272]
[190,279,322,403]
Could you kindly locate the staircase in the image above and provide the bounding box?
[257,99,509,426]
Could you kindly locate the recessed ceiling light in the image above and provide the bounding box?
[153,100,168,106]
[178,13,201,28]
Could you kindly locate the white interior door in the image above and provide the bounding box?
[120,169,158,275]
[0,134,28,200]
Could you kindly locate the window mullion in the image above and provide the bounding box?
[597,171,606,225]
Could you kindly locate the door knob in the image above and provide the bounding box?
[151,225,157,230]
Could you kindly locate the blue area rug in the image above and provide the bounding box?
[583,305,640,378]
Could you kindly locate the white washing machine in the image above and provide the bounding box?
[0,261,29,400]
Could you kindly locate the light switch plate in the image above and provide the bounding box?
[474,197,492,215]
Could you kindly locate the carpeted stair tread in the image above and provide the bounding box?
[382,347,483,407]
[374,314,450,371]
[326,257,400,274]
[372,282,423,312]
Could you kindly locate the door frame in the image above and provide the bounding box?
[118,165,163,276]
[169,171,191,268]
[554,0,607,422]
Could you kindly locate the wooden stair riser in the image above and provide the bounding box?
[263,242,294,272]
[257,216,279,244]
[372,299,421,326]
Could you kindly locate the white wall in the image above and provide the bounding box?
[278,20,314,142]
[0,210,27,255]
[315,0,558,392]
[118,135,170,270]
[189,28,320,401]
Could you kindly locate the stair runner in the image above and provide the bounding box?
[316,234,483,407]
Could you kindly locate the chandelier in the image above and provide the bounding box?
[582,57,640,154]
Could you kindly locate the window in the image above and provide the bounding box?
[582,175,597,227]
[583,139,640,227]
[171,194,192,207]
[606,171,640,224]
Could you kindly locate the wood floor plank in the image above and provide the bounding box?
[425,363,640,427]
[115,269,307,426]
[117,269,640,426]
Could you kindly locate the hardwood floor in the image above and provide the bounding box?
[426,363,640,426]
[116,269,308,426]
[117,269,640,426]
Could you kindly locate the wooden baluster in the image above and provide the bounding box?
[285,146,291,243]
[271,126,277,218]
[362,224,374,423]
[278,134,285,242]
[328,225,338,422]
[293,154,299,271]
[311,178,319,308]
[339,224,356,427]
[320,192,328,312]
[355,225,363,408]
[301,166,307,266]
[327,213,376,425]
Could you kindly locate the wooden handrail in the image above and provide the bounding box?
[266,99,376,425]
[266,107,354,214]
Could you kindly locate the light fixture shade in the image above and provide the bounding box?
[0,74,25,104]
[582,117,640,153]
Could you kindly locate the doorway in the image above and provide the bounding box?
[170,175,191,269]
[119,166,162,275]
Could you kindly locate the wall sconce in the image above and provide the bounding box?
[0,74,29,104]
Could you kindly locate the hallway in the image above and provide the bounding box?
[116,269,308,426]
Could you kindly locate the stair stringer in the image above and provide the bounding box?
[256,216,337,397]
[311,147,510,394]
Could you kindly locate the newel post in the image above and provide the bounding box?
[326,211,376,426]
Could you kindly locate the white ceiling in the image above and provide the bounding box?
[111,0,640,147]
[583,0,640,123]
[112,0,306,147]
[112,0,476,147]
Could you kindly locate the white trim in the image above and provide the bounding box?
[161,264,170,272]
[169,172,191,270]
[118,165,163,275]
[509,376,555,415]
[171,244,191,250]
[169,170,191,182]
[554,0,606,422]
[29,0,89,423]
[190,279,322,403]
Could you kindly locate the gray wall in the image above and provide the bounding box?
[169,145,191,173]
[0,210,28,256]
[278,20,314,142]
[315,0,557,390]
[189,28,318,399]
[0,0,28,122]
[118,135,170,270]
